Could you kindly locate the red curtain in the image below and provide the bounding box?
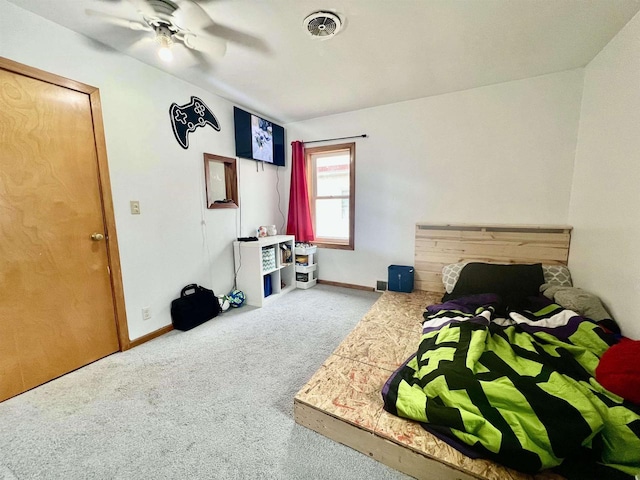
[286,141,315,242]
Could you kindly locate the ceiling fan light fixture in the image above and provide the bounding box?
[155,26,174,62]
[158,44,173,62]
[85,0,229,63]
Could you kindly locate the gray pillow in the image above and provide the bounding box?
[540,284,611,321]
[441,262,468,293]
[541,265,572,287]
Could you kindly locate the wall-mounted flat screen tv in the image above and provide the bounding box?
[234,106,285,167]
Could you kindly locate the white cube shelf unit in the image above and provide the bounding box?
[295,244,317,289]
[233,235,296,307]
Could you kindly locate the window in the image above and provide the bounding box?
[305,142,355,250]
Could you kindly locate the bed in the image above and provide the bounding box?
[293,223,640,480]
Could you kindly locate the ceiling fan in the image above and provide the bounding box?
[86,0,227,62]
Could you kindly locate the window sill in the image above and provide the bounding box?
[313,241,353,251]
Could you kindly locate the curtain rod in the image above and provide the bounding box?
[302,134,368,144]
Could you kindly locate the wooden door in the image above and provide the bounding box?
[0,61,125,401]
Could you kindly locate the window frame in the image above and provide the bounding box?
[305,142,355,250]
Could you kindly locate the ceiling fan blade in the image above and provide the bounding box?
[172,0,215,31]
[85,9,152,31]
[178,33,227,58]
[129,35,155,51]
[126,0,157,18]
[202,23,270,54]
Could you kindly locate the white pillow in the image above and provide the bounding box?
[441,262,572,294]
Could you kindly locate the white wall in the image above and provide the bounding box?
[0,1,282,340]
[284,70,584,289]
[11,1,630,342]
[568,12,640,340]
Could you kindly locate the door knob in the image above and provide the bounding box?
[91,233,105,241]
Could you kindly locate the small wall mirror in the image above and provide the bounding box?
[204,153,238,209]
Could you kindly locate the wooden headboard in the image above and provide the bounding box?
[414,223,572,293]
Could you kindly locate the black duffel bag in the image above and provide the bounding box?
[170,284,221,331]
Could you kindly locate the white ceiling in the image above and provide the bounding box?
[7,0,640,123]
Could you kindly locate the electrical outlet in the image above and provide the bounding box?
[142,306,151,321]
[130,200,141,215]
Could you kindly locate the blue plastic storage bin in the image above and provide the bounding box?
[264,274,272,297]
[388,265,414,293]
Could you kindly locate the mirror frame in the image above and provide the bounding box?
[204,153,238,209]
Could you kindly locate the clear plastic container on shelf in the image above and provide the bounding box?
[294,244,317,255]
[296,277,317,290]
[294,243,317,289]
[296,264,317,273]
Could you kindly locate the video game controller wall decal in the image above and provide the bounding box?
[169,96,220,149]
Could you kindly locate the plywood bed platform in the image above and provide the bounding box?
[294,224,572,480]
[295,291,561,480]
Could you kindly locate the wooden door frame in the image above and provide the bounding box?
[0,56,131,351]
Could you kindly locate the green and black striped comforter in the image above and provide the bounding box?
[382,294,640,476]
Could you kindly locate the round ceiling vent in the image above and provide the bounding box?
[303,11,342,39]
